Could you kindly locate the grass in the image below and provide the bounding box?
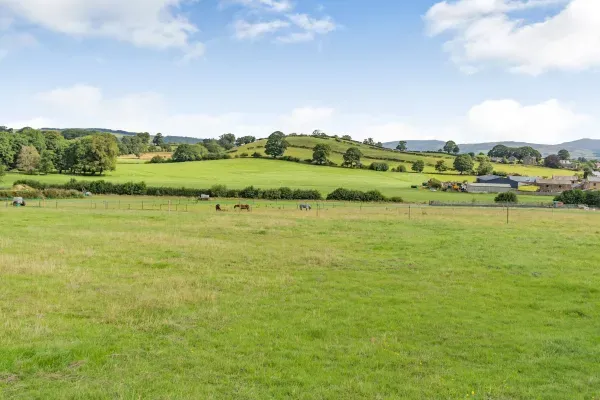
[3,158,556,204]
[1,203,599,399]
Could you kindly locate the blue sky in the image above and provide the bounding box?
[1,0,599,144]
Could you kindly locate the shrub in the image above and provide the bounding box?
[304,159,313,163]
[210,184,228,198]
[240,186,261,198]
[428,178,442,189]
[280,156,301,163]
[495,192,518,203]
[42,189,84,199]
[388,196,404,203]
[493,170,508,177]
[240,152,249,158]
[0,189,43,199]
[392,165,407,172]
[555,190,587,205]
[369,162,390,172]
[149,155,165,164]
[326,188,386,202]
[252,152,263,158]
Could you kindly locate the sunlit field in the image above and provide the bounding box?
[1,203,599,399]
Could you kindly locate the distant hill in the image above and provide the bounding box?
[42,128,202,144]
[384,139,600,159]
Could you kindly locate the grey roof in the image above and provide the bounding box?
[468,183,512,188]
[509,176,538,183]
[477,175,500,181]
[587,177,600,183]
[591,171,600,177]
[552,175,578,181]
[536,179,574,185]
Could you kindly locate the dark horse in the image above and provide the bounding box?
[234,204,251,211]
[216,204,223,211]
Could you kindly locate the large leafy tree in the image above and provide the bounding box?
[453,154,474,174]
[235,136,256,147]
[17,146,41,174]
[396,141,407,151]
[172,144,202,162]
[443,140,458,154]
[435,160,447,172]
[203,139,224,154]
[412,160,425,173]
[152,132,165,147]
[43,131,65,152]
[80,134,119,175]
[312,143,332,165]
[342,147,362,168]
[558,149,571,160]
[218,133,236,150]
[477,161,494,176]
[0,131,15,167]
[544,154,561,169]
[265,131,288,158]
[39,150,55,174]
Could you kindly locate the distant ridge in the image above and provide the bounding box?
[41,128,203,144]
[383,139,600,158]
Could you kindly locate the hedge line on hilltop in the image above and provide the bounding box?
[14,179,403,203]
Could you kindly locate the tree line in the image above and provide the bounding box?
[0,127,118,175]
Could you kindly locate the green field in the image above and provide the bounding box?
[1,204,599,399]
[236,136,577,177]
[3,159,556,204]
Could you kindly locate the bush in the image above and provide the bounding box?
[555,190,587,205]
[369,162,390,172]
[388,196,404,203]
[392,165,407,172]
[0,189,43,199]
[493,170,508,177]
[304,158,313,163]
[279,156,301,163]
[428,178,442,189]
[326,188,386,202]
[240,152,249,158]
[149,155,166,164]
[210,184,228,198]
[252,152,263,158]
[495,192,518,203]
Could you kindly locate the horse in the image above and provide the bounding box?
[216,204,222,211]
[299,204,312,211]
[234,204,251,211]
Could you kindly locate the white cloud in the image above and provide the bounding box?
[228,0,294,13]
[234,19,290,39]
[6,85,593,144]
[0,0,204,59]
[426,0,600,74]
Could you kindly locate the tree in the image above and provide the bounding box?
[495,192,518,203]
[544,154,561,169]
[79,134,119,175]
[583,166,593,179]
[39,150,55,174]
[363,138,375,146]
[153,132,165,147]
[443,140,458,154]
[396,141,407,151]
[453,154,474,174]
[558,149,571,161]
[312,130,327,137]
[312,143,332,165]
[341,135,352,141]
[477,161,494,176]
[375,142,383,148]
[172,144,202,162]
[475,154,489,163]
[412,160,425,173]
[342,147,362,168]
[468,152,475,158]
[17,146,41,174]
[203,139,224,154]
[265,131,288,158]
[435,160,448,172]
[235,136,256,147]
[0,164,5,182]
[488,144,510,158]
[453,146,460,154]
[43,131,65,152]
[0,131,15,167]
[218,133,236,150]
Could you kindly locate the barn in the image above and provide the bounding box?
[466,183,513,193]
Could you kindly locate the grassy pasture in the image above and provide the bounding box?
[4,159,556,204]
[0,203,599,399]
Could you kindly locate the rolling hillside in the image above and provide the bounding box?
[236,136,577,177]
[384,139,600,158]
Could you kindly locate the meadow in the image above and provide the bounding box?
[1,203,599,399]
[3,158,556,204]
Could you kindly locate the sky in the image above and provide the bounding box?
[1,0,600,144]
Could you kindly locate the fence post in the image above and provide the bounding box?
[409,205,411,220]
[142,201,144,210]
[56,201,58,209]
[506,206,509,224]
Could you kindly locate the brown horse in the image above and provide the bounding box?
[234,204,251,211]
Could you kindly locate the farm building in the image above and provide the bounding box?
[522,156,537,165]
[591,171,600,178]
[584,177,600,190]
[535,179,575,193]
[552,175,578,183]
[490,157,503,163]
[466,183,513,193]
[476,175,519,189]
[509,176,538,185]
[507,156,518,163]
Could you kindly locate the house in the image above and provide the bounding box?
[535,179,575,193]
[552,175,578,183]
[490,157,503,163]
[559,160,575,169]
[507,156,518,163]
[467,183,513,193]
[584,177,600,190]
[521,156,537,165]
[476,175,519,189]
[591,171,600,178]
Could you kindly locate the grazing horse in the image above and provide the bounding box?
[299,204,312,211]
[216,204,222,211]
[234,204,251,211]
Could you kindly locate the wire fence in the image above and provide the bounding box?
[3,196,598,225]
